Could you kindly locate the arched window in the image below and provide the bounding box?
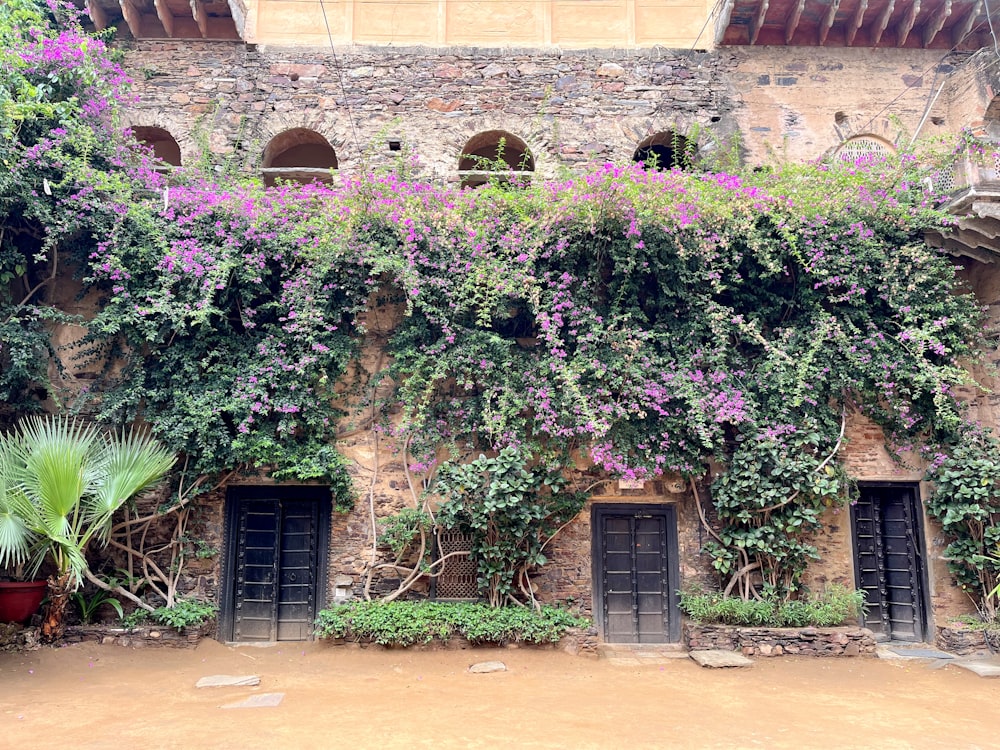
[632,131,695,171]
[835,135,895,165]
[458,130,534,188]
[131,126,181,169]
[261,129,338,187]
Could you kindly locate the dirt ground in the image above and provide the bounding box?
[1,640,997,750]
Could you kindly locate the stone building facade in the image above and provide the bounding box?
[64,0,1000,644]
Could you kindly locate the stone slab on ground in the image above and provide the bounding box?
[690,650,753,668]
[196,674,261,688]
[951,659,1000,678]
[468,661,507,673]
[221,692,285,708]
[888,647,955,659]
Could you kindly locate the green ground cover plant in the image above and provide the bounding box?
[679,584,866,627]
[314,600,588,646]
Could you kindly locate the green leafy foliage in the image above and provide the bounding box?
[679,584,865,627]
[378,508,432,557]
[150,598,217,630]
[926,433,1000,620]
[435,446,585,607]
[314,600,588,646]
[71,587,123,624]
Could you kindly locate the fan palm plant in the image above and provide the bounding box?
[0,417,175,640]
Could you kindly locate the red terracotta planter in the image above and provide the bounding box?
[0,581,48,625]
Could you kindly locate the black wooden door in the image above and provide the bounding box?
[593,505,680,643]
[851,484,927,642]
[224,487,329,642]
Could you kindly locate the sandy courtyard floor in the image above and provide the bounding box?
[1,640,998,749]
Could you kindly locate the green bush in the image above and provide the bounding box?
[150,599,218,630]
[679,584,865,628]
[315,600,588,646]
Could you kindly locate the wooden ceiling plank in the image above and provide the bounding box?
[922,0,952,46]
[819,0,842,45]
[118,0,142,37]
[846,0,869,46]
[895,0,921,46]
[786,0,806,43]
[714,0,737,45]
[85,0,108,30]
[872,0,895,46]
[191,0,209,37]
[153,0,175,37]
[750,0,770,44]
[952,0,983,46]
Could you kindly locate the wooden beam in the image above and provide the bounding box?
[750,0,770,44]
[819,0,842,45]
[952,0,982,46]
[785,0,806,43]
[714,0,736,45]
[153,0,175,37]
[872,0,895,46]
[190,0,209,37]
[922,0,952,46]
[846,0,868,45]
[118,0,142,37]
[895,0,921,46]
[229,0,249,39]
[85,0,108,30]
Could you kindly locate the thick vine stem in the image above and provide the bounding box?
[690,477,724,545]
[83,568,155,613]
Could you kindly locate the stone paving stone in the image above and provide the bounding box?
[196,675,261,688]
[468,661,507,673]
[888,647,954,659]
[221,693,285,709]
[952,660,1000,678]
[689,650,753,668]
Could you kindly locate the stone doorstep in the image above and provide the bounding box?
[596,642,688,660]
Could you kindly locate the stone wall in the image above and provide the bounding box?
[120,41,965,180]
[686,623,877,657]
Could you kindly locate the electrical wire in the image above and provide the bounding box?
[318,0,364,161]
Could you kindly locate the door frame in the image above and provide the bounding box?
[219,485,332,643]
[849,481,932,641]
[590,503,682,643]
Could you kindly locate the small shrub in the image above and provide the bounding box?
[315,600,588,647]
[679,584,865,628]
[150,599,218,630]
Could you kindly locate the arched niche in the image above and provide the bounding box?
[834,135,895,165]
[131,126,182,168]
[632,131,695,171]
[458,130,534,188]
[261,128,338,187]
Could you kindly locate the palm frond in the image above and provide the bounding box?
[16,417,100,522]
[85,428,175,546]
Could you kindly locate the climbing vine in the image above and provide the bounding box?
[2,0,994,611]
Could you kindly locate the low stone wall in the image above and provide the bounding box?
[63,623,216,649]
[936,624,1000,655]
[686,624,877,657]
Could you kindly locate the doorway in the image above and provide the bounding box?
[850,483,930,642]
[592,504,681,643]
[221,486,331,642]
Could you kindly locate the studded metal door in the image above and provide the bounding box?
[851,484,927,642]
[226,489,327,642]
[594,506,680,643]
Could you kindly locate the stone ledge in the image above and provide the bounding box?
[937,624,1000,656]
[686,623,876,657]
[63,622,215,649]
